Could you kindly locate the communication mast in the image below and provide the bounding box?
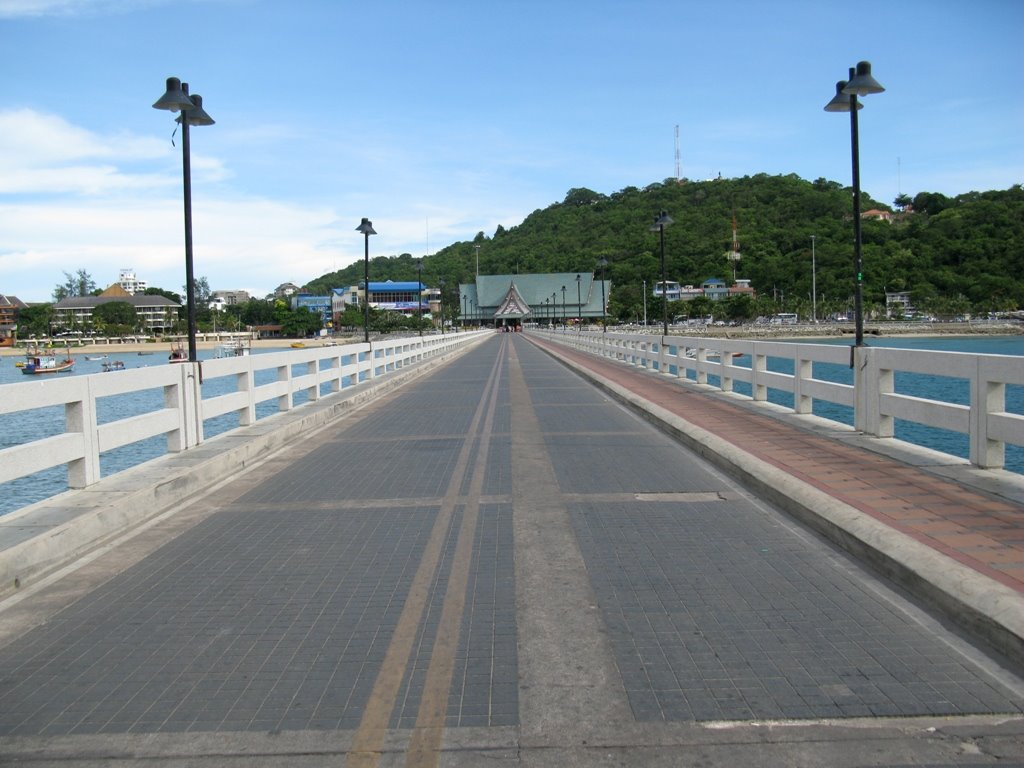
[674,125,681,182]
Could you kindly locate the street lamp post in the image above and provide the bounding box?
[355,218,377,344]
[810,235,817,323]
[152,77,215,364]
[825,60,884,357]
[575,273,582,332]
[649,211,673,337]
[561,285,566,328]
[417,258,423,337]
[597,258,608,332]
[439,279,445,335]
[462,294,468,328]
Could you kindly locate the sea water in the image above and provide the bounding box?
[1,336,1021,516]
[0,347,358,516]
[712,335,1023,475]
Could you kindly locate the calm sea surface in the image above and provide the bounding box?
[1,336,1021,516]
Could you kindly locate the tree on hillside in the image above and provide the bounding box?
[295,175,1022,316]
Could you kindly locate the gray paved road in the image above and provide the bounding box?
[1,334,1022,766]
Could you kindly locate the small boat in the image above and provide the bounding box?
[290,342,306,349]
[14,360,25,368]
[137,351,154,356]
[101,360,126,372]
[215,340,250,358]
[168,342,188,363]
[22,353,75,375]
[85,355,108,361]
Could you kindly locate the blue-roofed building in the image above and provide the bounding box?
[701,278,729,301]
[366,280,426,312]
[291,294,332,325]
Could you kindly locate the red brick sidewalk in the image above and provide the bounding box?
[533,337,1024,594]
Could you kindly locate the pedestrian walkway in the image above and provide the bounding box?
[0,334,1022,767]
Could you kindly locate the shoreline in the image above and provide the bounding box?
[0,337,359,357]
[1,323,1020,357]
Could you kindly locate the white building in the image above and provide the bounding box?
[118,269,147,295]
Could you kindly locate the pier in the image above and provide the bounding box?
[1,333,1022,766]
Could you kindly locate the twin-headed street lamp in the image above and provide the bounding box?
[575,273,582,331]
[649,211,673,337]
[825,60,884,357]
[152,77,215,364]
[597,258,608,332]
[355,218,377,344]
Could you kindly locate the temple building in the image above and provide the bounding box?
[459,272,611,327]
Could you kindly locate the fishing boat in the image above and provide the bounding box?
[22,351,75,375]
[168,342,188,363]
[85,354,108,361]
[215,340,250,358]
[101,360,126,372]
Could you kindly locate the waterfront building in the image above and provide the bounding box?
[701,278,730,301]
[886,291,915,318]
[365,280,427,312]
[728,279,757,298]
[0,294,28,346]
[291,294,332,326]
[459,272,611,326]
[53,284,180,332]
[653,281,682,301]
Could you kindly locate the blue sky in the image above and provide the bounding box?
[1,0,1021,303]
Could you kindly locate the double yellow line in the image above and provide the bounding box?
[346,337,506,768]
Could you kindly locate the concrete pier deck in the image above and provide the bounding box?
[0,333,1022,767]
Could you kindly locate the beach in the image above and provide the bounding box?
[2,321,1020,358]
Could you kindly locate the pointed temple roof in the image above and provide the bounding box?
[493,281,532,320]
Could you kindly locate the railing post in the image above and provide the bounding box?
[277,360,293,413]
[971,360,1005,469]
[855,346,892,437]
[752,350,767,401]
[794,355,812,413]
[66,379,99,488]
[721,348,735,392]
[696,347,708,385]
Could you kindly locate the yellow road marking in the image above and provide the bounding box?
[345,338,505,768]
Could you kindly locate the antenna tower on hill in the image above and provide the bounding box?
[674,125,681,182]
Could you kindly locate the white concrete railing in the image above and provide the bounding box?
[0,331,489,491]
[533,328,1024,471]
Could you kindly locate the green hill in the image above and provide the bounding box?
[306,174,1024,321]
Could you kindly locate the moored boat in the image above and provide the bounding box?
[101,360,126,372]
[22,353,75,375]
[168,342,188,363]
[215,340,250,358]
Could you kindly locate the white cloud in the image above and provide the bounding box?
[0,108,228,195]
